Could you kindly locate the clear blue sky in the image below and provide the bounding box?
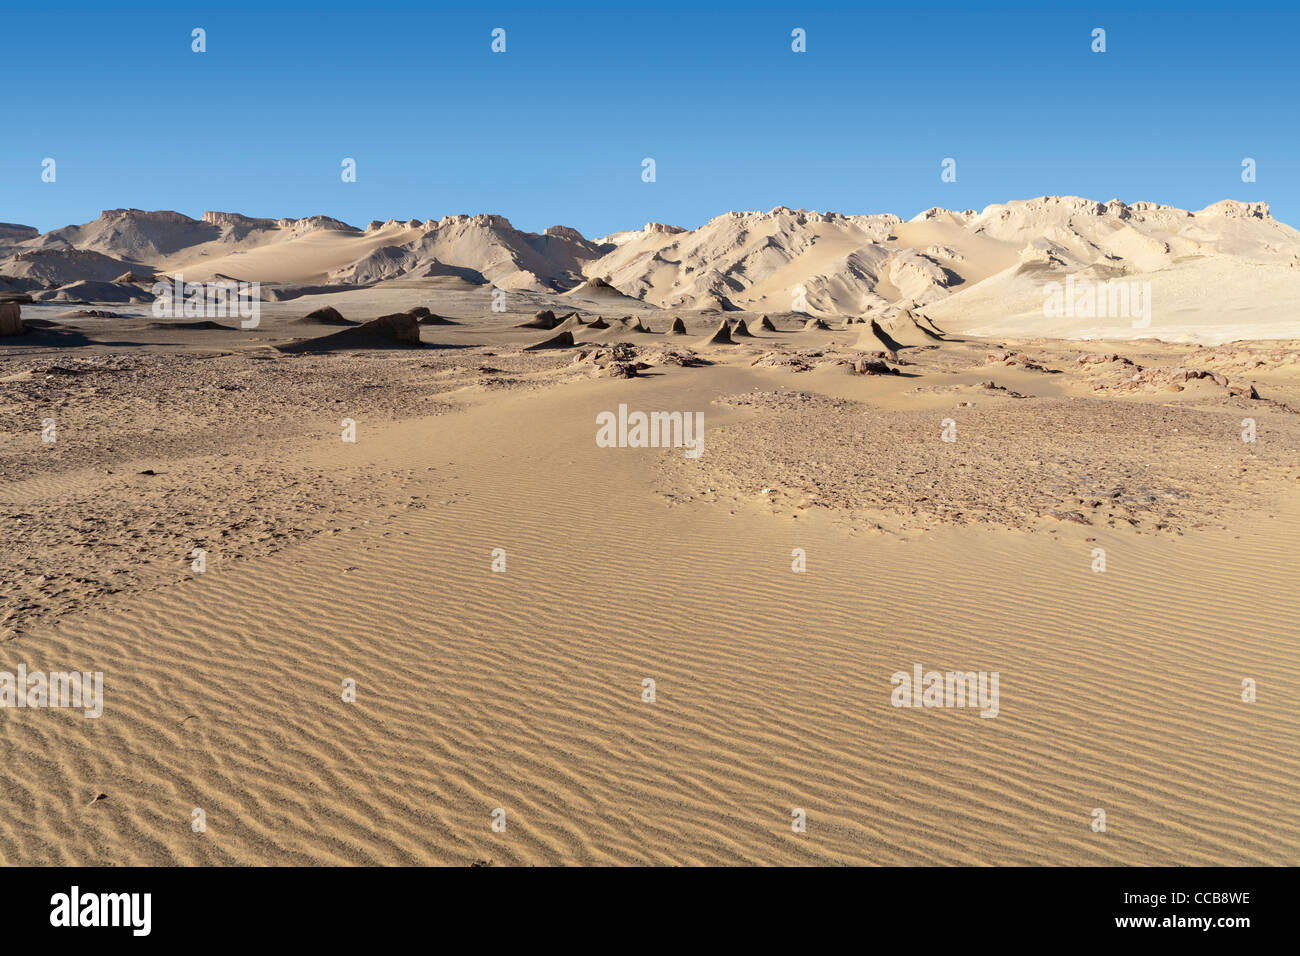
[4,0,1296,236]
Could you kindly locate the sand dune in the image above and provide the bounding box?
[7,198,1298,344]
[524,329,576,350]
[329,215,601,291]
[4,249,143,285]
[555,313,588,332]
[3,205,1298,867]
[2,323,1296,864]
[561,276,645,307]
[293,306,355,326]
[517,310,559,329]
[277,312,421,352]
[703,319,735,345]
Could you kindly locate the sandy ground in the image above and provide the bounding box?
[1,284,1297,865]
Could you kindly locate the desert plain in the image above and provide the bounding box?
[1,197,1297,865]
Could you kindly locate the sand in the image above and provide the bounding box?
[1,281,1297,865]
[10,198,1300,339]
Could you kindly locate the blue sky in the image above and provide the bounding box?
[4,0,1297,236]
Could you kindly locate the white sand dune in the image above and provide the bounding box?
[5,198,1296,346]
